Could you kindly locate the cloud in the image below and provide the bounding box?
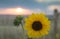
[35,0,60,2]
[31,8,48,15]
[0,8,32,15]
[48,5,60,11]
[32,8,44,13]
[0,8,48,15]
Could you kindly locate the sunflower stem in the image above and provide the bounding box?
[21,21,32,39]
[21,22,26,39]
[27,35,32,39]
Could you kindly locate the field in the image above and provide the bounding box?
[0,15,60,39]
[0,21,60,39]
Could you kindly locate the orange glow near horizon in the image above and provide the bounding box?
[0,8,32,15]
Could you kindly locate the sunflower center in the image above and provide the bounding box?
[32,21,42,31]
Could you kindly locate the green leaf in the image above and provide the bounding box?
[13,15,24,26]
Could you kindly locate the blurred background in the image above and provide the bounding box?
[0,0,60,39]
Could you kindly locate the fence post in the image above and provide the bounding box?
[54,9,59,39]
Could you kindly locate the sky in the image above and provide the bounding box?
[0,0,60,15]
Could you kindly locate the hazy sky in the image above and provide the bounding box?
[0,0,60,15]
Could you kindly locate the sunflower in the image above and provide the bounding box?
[24,13,50,38]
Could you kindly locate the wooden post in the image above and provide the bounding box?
[54,9,59,39]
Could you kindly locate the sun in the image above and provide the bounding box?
[16,8,23,12]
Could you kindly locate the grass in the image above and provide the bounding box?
[0,21,60,39]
